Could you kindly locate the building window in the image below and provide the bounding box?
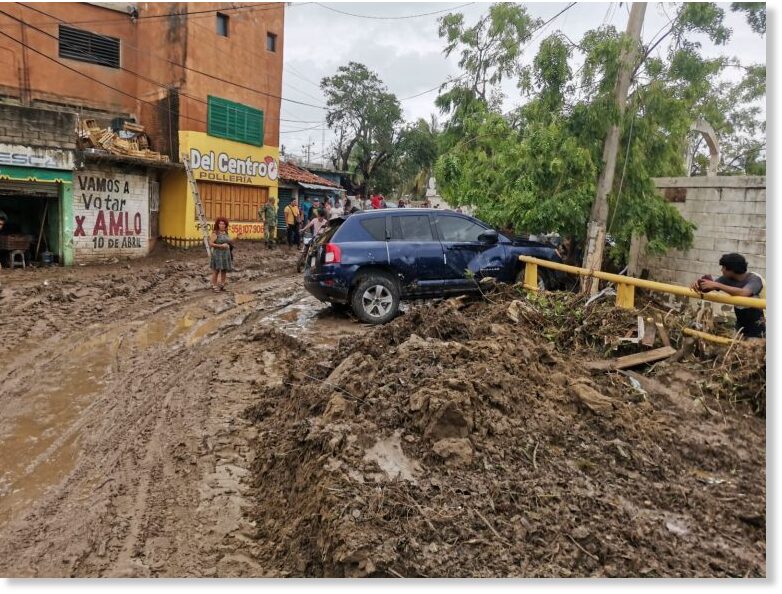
[208,96,265,146]
[58,25,120,68]
[266,32,277,52]
[216,13,229,37]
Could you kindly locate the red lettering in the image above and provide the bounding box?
[92,211,106,235]
[134,212,142,235]
[109,211,123,236]
[74,215,86,236]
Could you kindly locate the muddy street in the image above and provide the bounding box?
[0,242,766,578]
[0,242,361,577]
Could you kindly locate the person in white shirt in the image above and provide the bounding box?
[302,208,329,238]
[330,197,344,219]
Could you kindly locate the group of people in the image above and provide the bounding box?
[280,195,357,250]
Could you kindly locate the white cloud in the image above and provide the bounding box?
[278,1,766,162]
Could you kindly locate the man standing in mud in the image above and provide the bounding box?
[284,197,301,250]
[691,253,766,338]
[261,198,278,249]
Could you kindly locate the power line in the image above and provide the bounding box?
[313,2,475,20]
[280,124,327,134]
[17,3,328,111]
[0,26,207,128]
[399,2,578,102]
[0,2,302,29]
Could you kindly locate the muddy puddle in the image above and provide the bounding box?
[258,295,362,347]
[0,331,122,524]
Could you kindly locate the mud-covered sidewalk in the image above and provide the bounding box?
[0,244,766,577]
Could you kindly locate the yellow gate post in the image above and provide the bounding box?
[616,283,635,309]
[523,262,538,290]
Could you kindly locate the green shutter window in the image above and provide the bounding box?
[207,96,265,146]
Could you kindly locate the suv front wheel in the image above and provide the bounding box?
[351,273,400,324]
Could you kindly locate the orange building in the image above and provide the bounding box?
[0,2,284,262]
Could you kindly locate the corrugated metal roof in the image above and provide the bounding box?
[299,182,342,191]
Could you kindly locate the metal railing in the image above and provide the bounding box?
[519,255,766,311]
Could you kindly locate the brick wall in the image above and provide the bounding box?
[633,176,766,292]
[0,103,77,149]
[72,165,151,263]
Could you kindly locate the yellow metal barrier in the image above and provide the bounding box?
[682,328,737,345]
[518,255,766,311]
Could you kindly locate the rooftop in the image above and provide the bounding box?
[279,161,340,188]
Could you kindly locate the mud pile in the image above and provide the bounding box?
[246,289,765,578]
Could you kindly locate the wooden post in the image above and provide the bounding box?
[582,2,647,295]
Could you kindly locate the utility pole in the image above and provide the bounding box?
[301,139,315,165]
[321,126,326,167]
[581,2,647,295]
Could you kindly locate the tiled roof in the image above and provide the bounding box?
[279,161,340,188]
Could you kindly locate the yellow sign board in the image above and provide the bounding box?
[179,131,279,187]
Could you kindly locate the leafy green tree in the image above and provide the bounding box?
[435,2,765,265]
[731,2,766,34]
[321,62,403,195]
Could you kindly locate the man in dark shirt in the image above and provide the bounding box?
[691,253,765,338]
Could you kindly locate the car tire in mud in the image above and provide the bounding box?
[351,273,400,324]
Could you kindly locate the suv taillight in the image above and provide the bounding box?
[324,243,341,264]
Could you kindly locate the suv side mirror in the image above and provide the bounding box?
[478,230,499,244]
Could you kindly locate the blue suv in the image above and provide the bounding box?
[303,209,563,324]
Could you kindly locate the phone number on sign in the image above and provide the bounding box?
[196,222,264,236]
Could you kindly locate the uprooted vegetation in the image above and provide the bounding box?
[245,286,766,577]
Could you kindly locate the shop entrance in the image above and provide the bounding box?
[197,182,268,223]
[0,180,60,267]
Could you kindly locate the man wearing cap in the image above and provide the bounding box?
[691,253,766,338]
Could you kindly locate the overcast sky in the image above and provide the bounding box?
[276,1,767,165]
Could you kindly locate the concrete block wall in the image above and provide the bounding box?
[0,103,77,149]
[72,165,151,263]
[634,176,766,293]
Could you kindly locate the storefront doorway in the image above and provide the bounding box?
[0,180,61,266]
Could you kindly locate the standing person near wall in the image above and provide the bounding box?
[261,198,278,249]
[284,198,301,250]
[209,217,233,292]
[691,252,766,338]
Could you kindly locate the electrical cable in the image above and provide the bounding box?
[16,3,328,111]
[313,2,475,20]
[398,2,578,102]
[0,26,207,127]
[0,2,302,29]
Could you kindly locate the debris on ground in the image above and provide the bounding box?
[245,285,766,577]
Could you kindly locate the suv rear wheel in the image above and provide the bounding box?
[351,272,400,324]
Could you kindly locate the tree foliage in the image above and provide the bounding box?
[434,2,765,264]
[731,2,766,35]
[321,62,403,195]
